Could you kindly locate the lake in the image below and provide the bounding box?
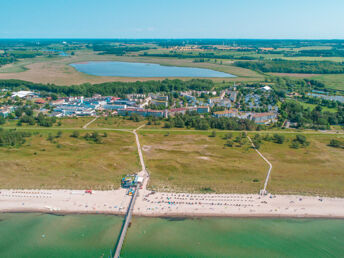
[70,61,235,78]
[1,213,343,257]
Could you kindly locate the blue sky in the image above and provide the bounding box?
[1,0,343,39]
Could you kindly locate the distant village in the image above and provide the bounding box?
[0,85,280,125]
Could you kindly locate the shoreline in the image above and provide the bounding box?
[2,209,344,220]
[2,189,344,219]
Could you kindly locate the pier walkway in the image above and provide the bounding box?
[113,125,147,258]
[113,186,139,258]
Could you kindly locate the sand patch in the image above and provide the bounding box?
[142,145,151,152]
[197,156,211,161]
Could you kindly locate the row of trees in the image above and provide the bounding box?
[163,113,263,131]
[92,44,151,55]
[18,113,57,127]
[235,60,344,74]
[0,79,214,97]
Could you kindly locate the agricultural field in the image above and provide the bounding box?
[0,129,140,189]
[139,131,267,193]
[249,133,344,197]
[269,73,344,91]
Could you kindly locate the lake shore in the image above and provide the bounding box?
[1,189,344,219]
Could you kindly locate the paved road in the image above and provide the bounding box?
[247,135,273,194]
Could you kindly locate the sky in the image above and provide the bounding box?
[1,0,344,39]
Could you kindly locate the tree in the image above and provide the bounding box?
[290,141,300,149]
[223,133,232,140]
[329,139,342,148]
[273,134,285,144]
[174,116,185,128]
[0,116,6,125]
[56,131,63,138]
[197,120,209,130]
[70,131,80,138]
[226,140,233,147]
[210,130,216,137]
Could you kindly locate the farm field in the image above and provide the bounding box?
[269,73,344,91]
[251,133,344,197]
[139,131,268,193]
[0,129,139,189]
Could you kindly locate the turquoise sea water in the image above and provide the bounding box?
[1,214,344,258]
[0,213,123,258]
[70,61,235,77]
[122,217,344,257]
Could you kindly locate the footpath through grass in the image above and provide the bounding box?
[139,131,267,193]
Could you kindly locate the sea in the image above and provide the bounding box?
[0,213,343,258]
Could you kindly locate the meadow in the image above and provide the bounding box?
[254,133,344,196]
[139,130,267,193]
[89,116,146,129]
[139,130,344,196]
[0,129,139,189]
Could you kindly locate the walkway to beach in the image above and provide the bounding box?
[247,135,272,194]
[113,124,147,258]
[82,116,98,129]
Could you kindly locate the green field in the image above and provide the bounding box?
[312,74,344,91]
[296,100,338,113]
[0,129,139,189]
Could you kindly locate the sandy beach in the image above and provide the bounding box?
[0,189,131,215]
[1,189,344,218]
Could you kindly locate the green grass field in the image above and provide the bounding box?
[0,129,139,189]
[312,74,344,91]
[296,101,338,113]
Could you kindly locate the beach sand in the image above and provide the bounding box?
[1,189,344,218]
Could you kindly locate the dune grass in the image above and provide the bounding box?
[250,133,344,197]
[89,116,146,129]
[0,129,139,189]
[139,131,267,193]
